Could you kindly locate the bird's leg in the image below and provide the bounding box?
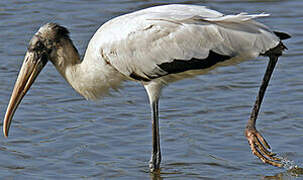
[149,98,162,172]
[245,55,282,167]
[144,83,163,172]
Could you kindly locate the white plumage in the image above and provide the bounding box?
[76,4,280,100]
[3,4,290,171]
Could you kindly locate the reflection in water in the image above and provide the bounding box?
[288,167,303,177]
[263,154,303,179]
[150,172,163,180]
[264,167,303,179]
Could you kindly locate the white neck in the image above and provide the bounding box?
[50,38,125,100]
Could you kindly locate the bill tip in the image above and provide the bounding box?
[3,127,9,138]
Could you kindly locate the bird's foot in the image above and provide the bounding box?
[149,161,160,173]
[245,127,282,167]
[149,153,161,173]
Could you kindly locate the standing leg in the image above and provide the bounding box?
[149,98,161,172]
[144,83,162,172]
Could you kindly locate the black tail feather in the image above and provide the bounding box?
[273,31,291,40]
[262,41,288,57]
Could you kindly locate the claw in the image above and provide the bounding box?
[255,131,271,149]
[245,128,282,167]
[253,135,281,161]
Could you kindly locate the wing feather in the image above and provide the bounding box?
[89,4,280,81]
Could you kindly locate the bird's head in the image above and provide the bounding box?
[3,23,72,137]
[29,23,72,65]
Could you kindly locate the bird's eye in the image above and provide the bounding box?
[35,41,44,49]
[31,41,45,52]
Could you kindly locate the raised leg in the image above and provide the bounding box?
[245,55,282,167]
[144,83,162,172]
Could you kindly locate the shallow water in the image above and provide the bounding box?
[0,0,302,179]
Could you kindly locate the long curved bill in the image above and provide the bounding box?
[3,51,47,137]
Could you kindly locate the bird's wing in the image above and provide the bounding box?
[91,4,280,81]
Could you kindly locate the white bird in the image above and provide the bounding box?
[3,4,290,172]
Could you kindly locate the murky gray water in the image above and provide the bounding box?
[0,0,302,179]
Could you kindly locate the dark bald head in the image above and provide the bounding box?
[25,23,80,69]
[27,23,70,53]
[36,23,70,42]
[25,23,79,66]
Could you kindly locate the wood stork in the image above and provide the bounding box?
[3,4,290,172]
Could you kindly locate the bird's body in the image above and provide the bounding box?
[3,4,290,172]
[58,4,280,100]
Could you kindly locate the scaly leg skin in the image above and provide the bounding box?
[245,55,282,167]
[149,152,161,173]
[149,99,161,172]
